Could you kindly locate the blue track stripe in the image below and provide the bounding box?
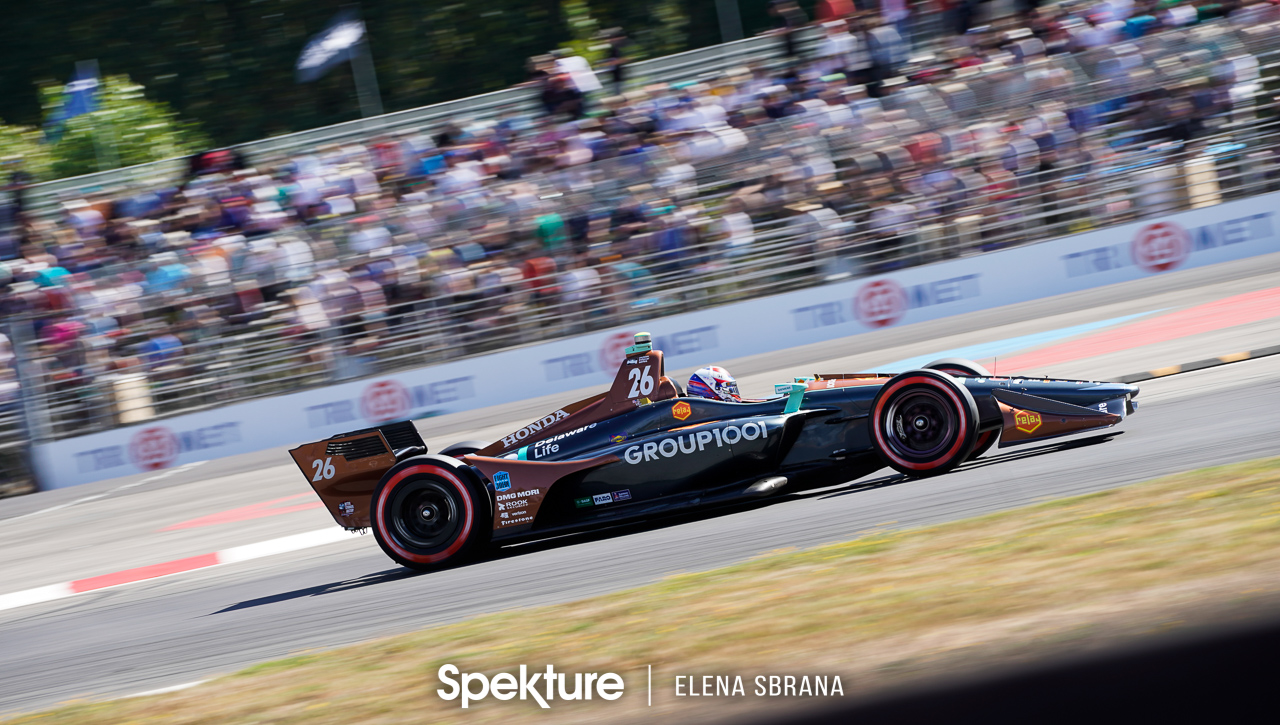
[870,311,1160,374]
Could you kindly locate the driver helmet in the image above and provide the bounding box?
[688,366,741,402]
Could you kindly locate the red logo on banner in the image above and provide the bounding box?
[361,380,410,423]
[599,332,635,373]
[854,280,907,328]
[1132,222,1190,273]
[129,427,179,471]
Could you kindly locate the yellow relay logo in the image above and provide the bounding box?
[672,401,692,421]
[1014,410,1042,434]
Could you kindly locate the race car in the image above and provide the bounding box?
[290,333,1139,570]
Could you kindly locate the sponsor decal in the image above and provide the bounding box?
[609,434,627,444]
[437,664,623,709]
[600,326,720,372]
[672,401,692,421]
[338,501,355,516]
[576,490,630,507]
[498,499,529,511]
[530,442,559,459]
[496,488,540,502]
[493,471,512,492]
[599,332,635,373]
[1014,410,1042,434]
[501,410,571,448]
[792,301,846,331]
[128,427,181,471]
[854,280,907,328]
[854,275,982,329]
[305,400,357,428]
[1063,212,1273,277]
[529,423,597,455]
[543,352,595,381]
[498,515,533,527]
[78,422,243,475]
[623,422,767,464]
[1131,222,1191,273]
[360,380,411,423]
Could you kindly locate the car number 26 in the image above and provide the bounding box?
[628,366,655,398]
[311,457,336,481]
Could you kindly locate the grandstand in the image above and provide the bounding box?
[3,4,1280,492]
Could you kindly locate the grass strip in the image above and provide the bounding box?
[10,456,1280,725]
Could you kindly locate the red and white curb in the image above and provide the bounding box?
[0,527,355,614]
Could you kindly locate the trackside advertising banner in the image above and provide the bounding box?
[33,192,1280,488]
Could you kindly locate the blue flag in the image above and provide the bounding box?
[296,9,367,83]
[45,66,100,142]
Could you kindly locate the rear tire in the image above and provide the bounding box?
[871,369,979,477]
[439,440,489,458]
[924,358,999,461]
[370,460,492,571]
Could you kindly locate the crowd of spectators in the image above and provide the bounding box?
[0,0,1275,437]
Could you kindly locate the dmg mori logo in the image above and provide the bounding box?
[1014,410,1042,434]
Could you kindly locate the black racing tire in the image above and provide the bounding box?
[923,359,998,460]
[870,369,980,477]
[370,458,492,571]
[439,440,489,458]
[922,358,992,378]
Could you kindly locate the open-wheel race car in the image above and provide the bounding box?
[290,333,1140,570]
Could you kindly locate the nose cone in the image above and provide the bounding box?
[1125,383,1140,399]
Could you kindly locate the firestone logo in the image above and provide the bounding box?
[361,380,410,423]
[129,426,180,471]
[1132,222,1191,273]
[854,280,907,328]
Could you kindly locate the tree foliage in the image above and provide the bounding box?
[0,2,790,158]
[0,122,53,181]
[41,75,210,179]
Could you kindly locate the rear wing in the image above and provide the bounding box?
[477,332,681,458]
[288,420,425,529]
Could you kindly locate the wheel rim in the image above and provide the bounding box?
[885,388,957,459]
[389,479,462,551]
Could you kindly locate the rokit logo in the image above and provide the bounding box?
[438,664,623,709]
[623,422,767,464]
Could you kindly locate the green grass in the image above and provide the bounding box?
[9,457,1280,725]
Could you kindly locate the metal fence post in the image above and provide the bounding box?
[6,318,53,491]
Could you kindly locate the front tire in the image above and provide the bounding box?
[871,370,979,477]
[923,358,999,460]
[370,460,492,571]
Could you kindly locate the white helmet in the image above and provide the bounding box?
[688,366,741,402]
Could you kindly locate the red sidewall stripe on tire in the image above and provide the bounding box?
[873,376,970,471]
[373,464,474,564]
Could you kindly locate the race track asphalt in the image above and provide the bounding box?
[2,253,1279,716]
